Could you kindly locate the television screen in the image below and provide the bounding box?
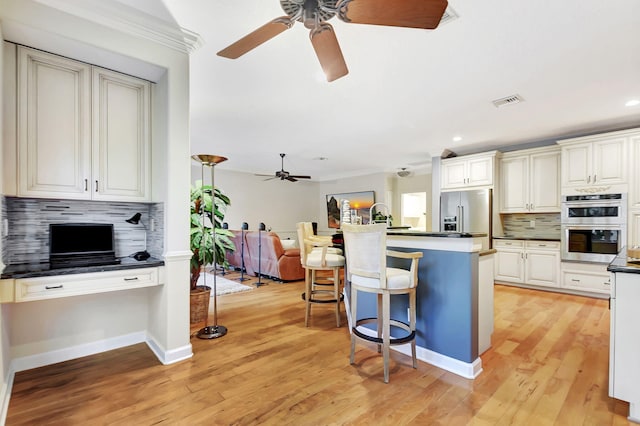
[49,223,115,255]
[325,191,375,229]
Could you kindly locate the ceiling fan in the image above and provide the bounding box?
[217,0,449,82]
[256,153,312,182]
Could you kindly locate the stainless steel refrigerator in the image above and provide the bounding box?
[440,188,492,250]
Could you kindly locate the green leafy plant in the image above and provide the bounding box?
[372,211,393,226]
[190,180,235,290]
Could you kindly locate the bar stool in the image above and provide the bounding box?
[296,222,345,327]
[342,223,423,383]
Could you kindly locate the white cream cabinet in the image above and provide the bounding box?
[15,46,150,201]
[499,147,560,213]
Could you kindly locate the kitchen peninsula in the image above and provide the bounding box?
[346,230,494,379]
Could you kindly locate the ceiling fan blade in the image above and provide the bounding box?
[286,177,298,182]
[217,16,293,59]
[289,175,311,179]
[310,23,348,82]
[337,0,448,30]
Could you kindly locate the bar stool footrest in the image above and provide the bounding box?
[352,317,415,345]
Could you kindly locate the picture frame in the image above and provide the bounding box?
[326,191,375,229]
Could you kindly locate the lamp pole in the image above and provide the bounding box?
[192,154,228,340]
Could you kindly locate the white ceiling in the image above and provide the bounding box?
[28,0,640,180]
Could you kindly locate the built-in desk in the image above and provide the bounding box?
[345,230,493,379]
[0,257,164,303]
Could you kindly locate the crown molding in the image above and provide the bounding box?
[34,0,203,54]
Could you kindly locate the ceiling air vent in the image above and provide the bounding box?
[492,94,525,108]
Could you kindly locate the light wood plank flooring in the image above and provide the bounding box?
[6,272,634,425]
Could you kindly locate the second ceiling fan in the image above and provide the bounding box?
[217,0,449,82]
[256,153,311,182]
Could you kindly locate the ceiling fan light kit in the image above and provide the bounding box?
[217,0,448,82]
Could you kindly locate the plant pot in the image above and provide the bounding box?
[190,285,211,325]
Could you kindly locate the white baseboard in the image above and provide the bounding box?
[352,322,483,379]
[10,331,147,372]
[0,367,15,426]
[146,336,192,365]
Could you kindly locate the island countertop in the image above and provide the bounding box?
[608,248,640,274]
[386,230,487,238]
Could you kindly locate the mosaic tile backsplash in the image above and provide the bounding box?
[2,197,164,265]
[500,213,561,239]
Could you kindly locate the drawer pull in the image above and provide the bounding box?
[604,281,610,286]
[45,285,63,290]
[571,279,581,282]
[505,243,512,245]
[538,244,547,247]
[124,277,139,282]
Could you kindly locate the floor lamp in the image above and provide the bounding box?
[192,154,228,340]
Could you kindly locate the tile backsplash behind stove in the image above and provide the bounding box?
[500,213,561,239]
[1,197,164,265]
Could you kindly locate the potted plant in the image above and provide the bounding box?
[190,180,235,323]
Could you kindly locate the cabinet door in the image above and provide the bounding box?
[500,156,528,213]
[467,156,493,187]
[524,249,559,287]
[441,159,467,189]
[17,47,91,199]
[529,151,560,212]
[629,135,640,208]
[495,249,524,283]
[629,211,640,248]
[592,138,627,185]
[561,143,591,187]
[92,68,150,201]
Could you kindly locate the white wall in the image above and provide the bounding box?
[192,166,319,241]
[0,0,193,375]
[0,22,11,423]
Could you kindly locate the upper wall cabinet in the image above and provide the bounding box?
[558,129,634,196]
[499,146,560,213]
[14,46,151,201]
[628,133,640,209]
[441,151,497,190]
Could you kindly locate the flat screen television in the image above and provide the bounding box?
[49,223,120,268]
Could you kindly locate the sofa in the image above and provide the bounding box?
[226,230,304,282]
[245,231,305,282]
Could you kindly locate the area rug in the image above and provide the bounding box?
[196,273,254,296]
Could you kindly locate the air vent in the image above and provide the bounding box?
[439,6,459,25]
[492,94,525,108]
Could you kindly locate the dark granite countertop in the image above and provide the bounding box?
[386,231,487,238]
[607,248,640,274]
[493,236,561,242]
[1,257,165,279]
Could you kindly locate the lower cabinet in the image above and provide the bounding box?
[494,239,560,288]
[560,261,610,295]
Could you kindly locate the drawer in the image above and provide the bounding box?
[14,267,162,302]
[493,239,524,249]
[525,241,560,250]
[562,270,611,294]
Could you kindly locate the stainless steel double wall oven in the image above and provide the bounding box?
[561,193,627,263]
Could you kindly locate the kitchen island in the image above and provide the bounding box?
[345,230,494,379]
[607,249,640,423]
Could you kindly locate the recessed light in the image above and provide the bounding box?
[314,156,328,161]
[453,136,462,142]
[625,99,640,107]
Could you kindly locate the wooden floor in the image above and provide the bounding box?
[6,272,634,425]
